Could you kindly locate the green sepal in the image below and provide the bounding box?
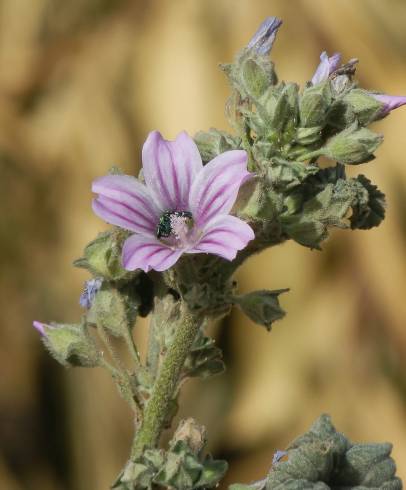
[234,289,289,331]
[320,123,383,165]
[242,58,270,99]
[194,129,240,164]
[90,284,137,337]
[281,182,354,249]
[343,88,384,125]
[42,322,100,368]
[74,228,133,281]
[295,126,322,146]
[299,81,332,128]
[266,158,320,192]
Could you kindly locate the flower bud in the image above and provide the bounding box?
[74,229,132,281]
[79,278,102,309]
[194,129,239,164]
[322,123,383,164]
[311,51,341,85]
[242,58,270,99]
[343,89,384,125]
[368,93,406,117]
[295,126,322,146]
[299,81,332,127]
[247,17,282,56]
[234,289,289,330]
[91,284,138,337]
[34,321,100,367]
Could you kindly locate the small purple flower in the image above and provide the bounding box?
[272,450,287,465]
[247,17,283,56]
[311,51,341,85]
[79,278,103,309]
[92,131,255,273]
[33,320,54,336]
[369,93,406,117]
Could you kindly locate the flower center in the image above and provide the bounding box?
[156,211,194,247]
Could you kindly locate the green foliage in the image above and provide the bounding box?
[90,284,138,337]
[230,415,402,490]
[234,289,289,330]
[114,420,227,490]
[183,329,225,379]
[74,228,133,281]
[42,322,100,368]
[319,123,383,165]
[194,128,240,163]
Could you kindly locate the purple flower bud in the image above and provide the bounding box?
[33,320,56,336]
[79,278,103,309]
[247,17,283,56]
[369,93,406,116]
[272,450,288,465]
[311,51,341,85]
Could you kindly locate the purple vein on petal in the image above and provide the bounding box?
[92,198,154,234]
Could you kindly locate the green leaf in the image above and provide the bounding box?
[349,175,386,230]
[281,182,354,249]
[266,158,320,191]
[183,330,225,379]
[234,289,289,331]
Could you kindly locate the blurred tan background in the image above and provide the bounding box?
[1,0,406,488]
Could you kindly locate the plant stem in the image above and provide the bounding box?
[131,304,202,459]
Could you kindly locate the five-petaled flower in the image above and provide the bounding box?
[92,131,255,273]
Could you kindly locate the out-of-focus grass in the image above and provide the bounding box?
[1,1,406,488]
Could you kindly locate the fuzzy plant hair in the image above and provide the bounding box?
[34,16,405,490]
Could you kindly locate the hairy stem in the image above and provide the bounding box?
[131,304,202,458]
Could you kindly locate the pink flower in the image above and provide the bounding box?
[92,131,255,272]
[311,51,341,85]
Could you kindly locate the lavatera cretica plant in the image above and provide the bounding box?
[34,17,405,490]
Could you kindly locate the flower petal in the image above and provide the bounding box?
[311,51,341,85]
[142,130,203,211]
[190,215,254,261]
[188,150,250,227]
[33,320,46,336]
[247,17,283,56]
[370,93,406,116]
[92,174,159,235]
[122,234,183,272]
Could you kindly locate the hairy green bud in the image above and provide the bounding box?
[299,81,332,127]
[91,285,137,337]
[42,322,100,368]
[321,123,383,164]
[194,129,240,163]
[74,229,132,281]
[343,88,384,125]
